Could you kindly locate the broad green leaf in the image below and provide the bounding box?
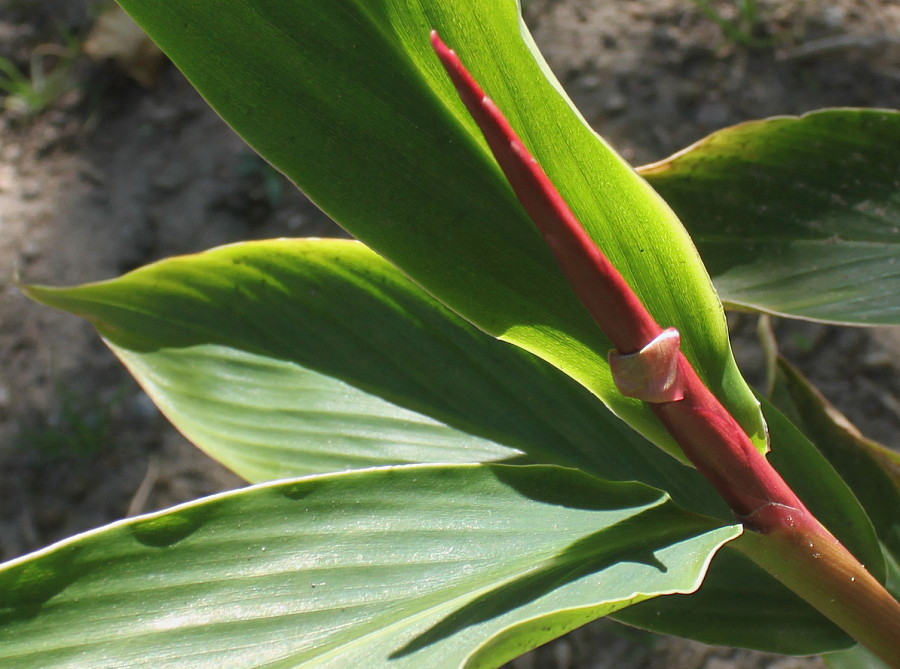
[770,357,900,559]
[0,464,740,668]
[614,396,885,655]
[111,0,766,461]
[23,238,720,515]
[25,239,880,654]
[639,109,900,325]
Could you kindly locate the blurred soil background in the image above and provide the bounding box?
[0,1,898,667]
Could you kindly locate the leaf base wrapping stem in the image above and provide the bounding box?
[609,328,685,403]
[653,358,900,665]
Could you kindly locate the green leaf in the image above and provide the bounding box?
[22,239,718,512]
[24,239,880,654]
[770,357,900,559]
[111,0,766,461]
[0,464,739,668]
[639,109,900,325]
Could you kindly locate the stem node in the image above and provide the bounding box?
[609,327,684,403]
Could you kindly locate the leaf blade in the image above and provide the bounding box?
[24,239,882,654]
[24,239,683,490]
[0,464,739,668]
[639,109,900,325]
[110,0,766,459]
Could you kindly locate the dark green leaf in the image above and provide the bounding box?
[23,239,716,510]
[615,546,851,654]
[640,109,900,325]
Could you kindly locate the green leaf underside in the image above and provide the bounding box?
[23,239,882,653]
[23,239,718,511]
[640,109,900,325]
[771,358,900,559]
[0,464,739,668]
[117,345,524,483]
[112,0,766,460]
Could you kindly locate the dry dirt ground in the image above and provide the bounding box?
[0,1,898,667]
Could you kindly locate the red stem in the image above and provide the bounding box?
[430,30,800,520]
[430,31,657,355]
[430,31,900,664]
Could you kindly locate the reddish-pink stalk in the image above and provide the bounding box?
[431,31,900,663]
[430,30,799,520]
